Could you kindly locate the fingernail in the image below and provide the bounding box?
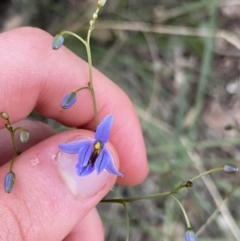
[56,134,115,198]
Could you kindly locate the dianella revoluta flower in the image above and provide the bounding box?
[185,229,198,241]
[58,115,123,177]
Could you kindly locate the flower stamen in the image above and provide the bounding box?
[88,141,102,166]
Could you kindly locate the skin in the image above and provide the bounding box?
[0,27,148,241]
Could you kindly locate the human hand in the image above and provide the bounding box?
[0,27,148,241]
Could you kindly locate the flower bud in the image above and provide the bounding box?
[52,34,64,50]
[1,112,9,120]
[89,20,94,27]
[98,0,107,8]
[93,13,98,20]
[61,92,77,109]
[185,229,198,241]
[4,171,15,193]
[20,129,30,143]
[223,164,239,174]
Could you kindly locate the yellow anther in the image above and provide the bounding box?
[94,142,101,150]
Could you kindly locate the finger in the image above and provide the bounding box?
[63,208,104,241]
[0,130,116,241]
[0,119,55,164]
[0,27,148,185]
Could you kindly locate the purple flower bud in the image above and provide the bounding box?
[185,230,198,241]
[52,34,64,50]
[61,92,77,109]
[223,164,239,174]
[4,171,15,193]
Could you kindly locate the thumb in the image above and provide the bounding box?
[0,130,119,240]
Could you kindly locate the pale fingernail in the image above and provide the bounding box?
[56,135,114,198]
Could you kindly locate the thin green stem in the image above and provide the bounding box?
[4,119,22,172]
[101,191,177,204]
[5,121,20,156]
[101,167,225,204]
[101,182,189,204]
[171,195,191,228]
[75,86,90,93]
[60,29,99,128]
[10,129,19,155]
[122,203,130,241]
[86,30,93,87]
[60,31,87,47]
[9,153,17,172]
[88,86,98,129]
[190,167,223,182]
[86,28,98,128]
[13,127,26,134]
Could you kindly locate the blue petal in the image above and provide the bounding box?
[78,142,93,167]
[94,149,108,174]
[76,163,95,176]
[61,92,77,109]
[95,115,113,144]
[185,230,198,241]
[58,140,92,154]
[102,148,123,176]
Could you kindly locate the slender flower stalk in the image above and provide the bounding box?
[52,0,107,129]
[1,112,29,193]
[54,29,98,128]
[171,195,191,228]
[1,112,22,172]
[171,195,198,241]
[101,165,235,204]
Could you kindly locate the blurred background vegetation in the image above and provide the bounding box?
[1,0,240,240]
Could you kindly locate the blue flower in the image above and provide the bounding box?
[58,115,123,177]
[185,229,198,241]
